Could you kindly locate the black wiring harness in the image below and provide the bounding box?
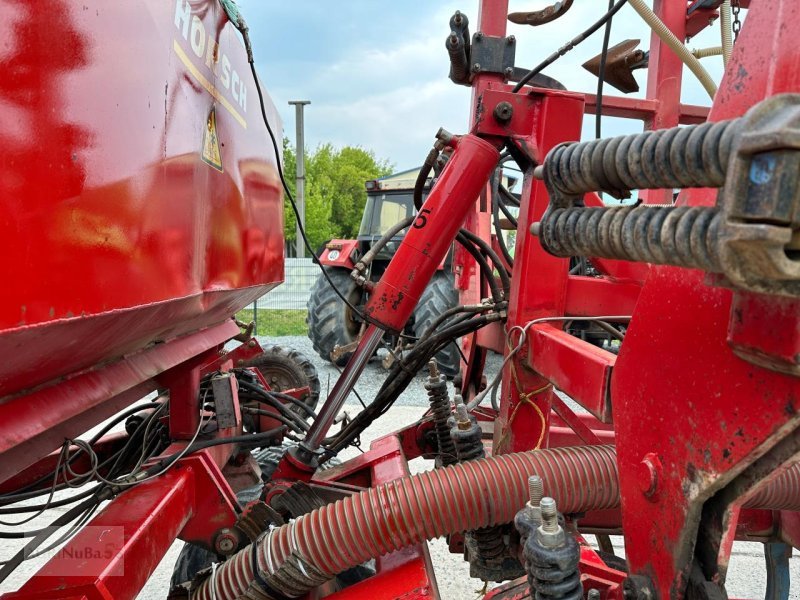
[0,369,290,584]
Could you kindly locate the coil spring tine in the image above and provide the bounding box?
[614,134,639,191]
[602,135,627,193]
[640,130,662,189]
[653,127,682,187]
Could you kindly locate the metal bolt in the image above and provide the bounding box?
[530,222,541,237]
[588,590,601,600]
[214,528,238,555]
[493,101,513,124]
[453,10,463,26]
[623,575,654,600]
[448,32,459,46]
[472,63,482,73]
[475,32,483,42]
[533,165,544,180]
[248,340,256,347]
[637,453,662,498]
[506,35,515,44]
[428,360,439,378]
[528,475,543,507]
[504,67,514,79]
[540,497,558,533]
[455,402,471,430]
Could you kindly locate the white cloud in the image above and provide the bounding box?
[268,1,730,171]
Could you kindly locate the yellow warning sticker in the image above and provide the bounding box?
[202,107,223,172]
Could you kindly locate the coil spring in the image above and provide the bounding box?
[451,421,485,462]
[425,371,459,466]
[544,118,741,200]
[471,526,507,561]
[526,543,582,600]
[539,204,723,272]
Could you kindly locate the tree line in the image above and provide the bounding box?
[282,138,393,253]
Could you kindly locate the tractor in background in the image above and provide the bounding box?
[307,171,461,376]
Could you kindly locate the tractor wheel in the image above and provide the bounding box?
[413,272,461,379]
[242,345,320,417]
[307,268,362,366]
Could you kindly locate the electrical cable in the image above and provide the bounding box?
[512,0,630,92]
[0,401,163,500]
[247,59,379,332]
[0,496,100,582]
[465,315,632,411]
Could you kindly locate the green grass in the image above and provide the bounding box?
[236,309,308,337]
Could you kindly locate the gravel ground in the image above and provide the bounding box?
[2,335,798,599]
[260,335,505,409]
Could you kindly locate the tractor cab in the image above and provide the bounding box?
[358,176,428,269]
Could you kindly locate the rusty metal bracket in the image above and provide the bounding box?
[508,0,574,27]
[716,93,800,298]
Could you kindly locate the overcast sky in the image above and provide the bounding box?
[237,1,730,173]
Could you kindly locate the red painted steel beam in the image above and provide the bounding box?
[583,94,709,125]
[3,451,238,600]
[496,91,585,454]
[564,276,641,317]
[526,324,616,423]
[0,320,237,486]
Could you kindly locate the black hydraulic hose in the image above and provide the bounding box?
[241,408,310,433]
[414,147,439,210]
[0,496,100,583]
[265,390,318,419]
[512,0,630,92]
[325,314,502,453]
[147,427,287,473]
[419,304,492,340]
[356,215,415,271]
[239,391,310,433]
[596,0,616,139]
[499,184,520,207]
[458,228,511,295]
[496,195,519,226]
[456,232,504,302]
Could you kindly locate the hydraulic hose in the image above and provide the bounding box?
[193,445,620,599]
[192,443,800,600]
[354,215,415,272]
[627,0,717,98]
[720,0,733,67]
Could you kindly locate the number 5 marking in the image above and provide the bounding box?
[414,208,432,229]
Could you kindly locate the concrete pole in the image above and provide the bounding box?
[289,100,310,258]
